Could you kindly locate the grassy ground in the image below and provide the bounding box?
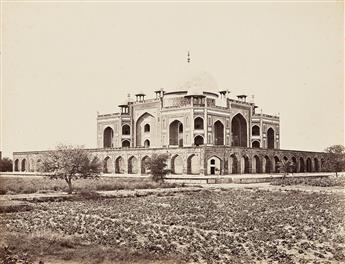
[0,176,182,195]
[271,174,345,187]
[1,188,344,263]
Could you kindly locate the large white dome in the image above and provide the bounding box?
[165,67,219,96]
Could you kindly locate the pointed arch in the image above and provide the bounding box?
[306,157,312,172]
[252,155,261,173]
[103,127,114,148]
[263,156,271,173]
[207,156,222,175]
[169,120,183,146]
[128,156,138,174]
[291,157,298,173]
[314,158,320,172]
[171,154,183,174]
[194,117,204,130]
[21,159,27,172]
[122,140,130,148]
[274,156,280,173]
[187,154,200,175]
[252,125,260,136]
[103,156,112,173]
[267,128,275,149]
[194,135,204,146]
[214,120,224,145]
[14,159,19,172]
[144,139,150,148]
[231,113,247,147]
[229,154,238,174]
[252,141,260,148]
[36,159,42,172]
[144,124,150,132]
[240,155,250,174]
[299,157,305,172]
[122,124,130,135]
[141,156,151,174]
[321,158,325,171]
[115,156,124,174]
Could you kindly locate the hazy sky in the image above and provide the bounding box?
[1,2,344,157]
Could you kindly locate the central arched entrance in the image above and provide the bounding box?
[208,156,221,175]
[231,114,247,147]
[169,120,183,146]
[214,121,224,145]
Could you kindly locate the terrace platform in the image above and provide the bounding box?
[165,172,335,184]
[1,171,337,184]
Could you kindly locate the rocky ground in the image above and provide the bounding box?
[0,188,344,263]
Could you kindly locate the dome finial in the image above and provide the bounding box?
[187,51,191,63]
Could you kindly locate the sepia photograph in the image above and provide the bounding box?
[0,1,344,263]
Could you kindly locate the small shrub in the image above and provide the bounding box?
[0,176,185,195]
[271,176,345,187]
[76,190,101,200]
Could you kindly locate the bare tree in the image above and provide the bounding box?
[39,144,102,194]
[278,160,293,177]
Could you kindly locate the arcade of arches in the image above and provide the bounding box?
[13,148,329,176]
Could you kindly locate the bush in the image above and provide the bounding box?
[271,176,345,187]
[0,176,184,195]
[76,190,101,200]
[145,154,169,182]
